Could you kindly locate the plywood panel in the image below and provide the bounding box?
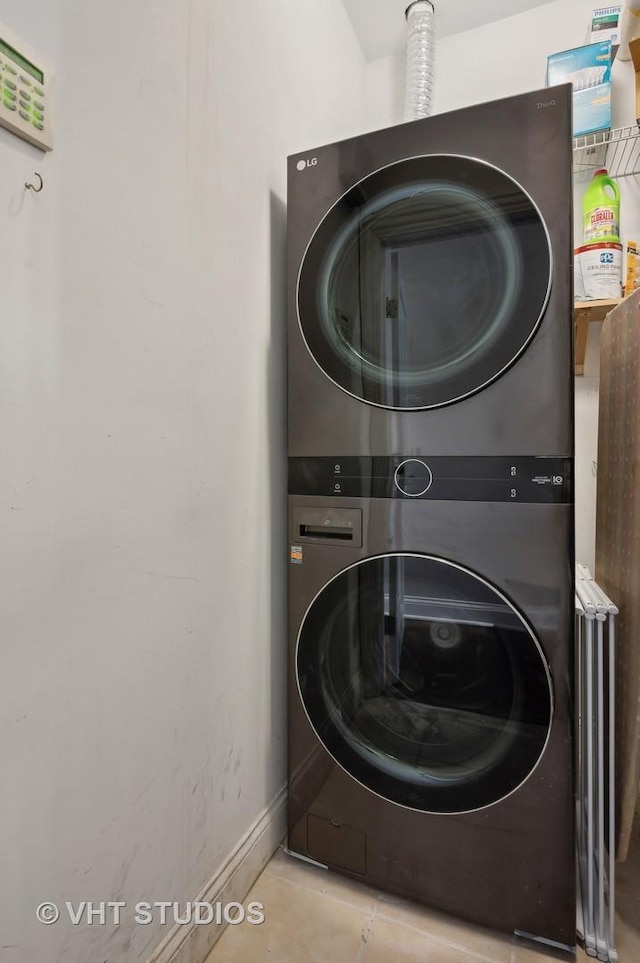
[595,289,640,861]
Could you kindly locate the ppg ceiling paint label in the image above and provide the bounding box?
[290,545,303,565]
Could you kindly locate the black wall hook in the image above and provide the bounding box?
[25,172,43,192]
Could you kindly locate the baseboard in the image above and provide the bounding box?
[147,785,287,963]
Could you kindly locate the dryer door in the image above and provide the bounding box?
[296,554,552,813]
[297,155,551,410]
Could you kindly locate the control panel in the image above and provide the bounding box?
[288,456,573,504]
[0,21,53,151]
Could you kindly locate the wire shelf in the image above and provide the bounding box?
[573,125,640,180]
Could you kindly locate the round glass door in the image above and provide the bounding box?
[296,554,552,813]
[297,155,551,409]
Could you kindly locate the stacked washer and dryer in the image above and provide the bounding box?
[286,84,575,947]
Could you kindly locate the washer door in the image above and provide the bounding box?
[297,155,551,409]
[296,554,552,813]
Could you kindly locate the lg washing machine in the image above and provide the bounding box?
[286,85,574,946]
[286,491,574,944]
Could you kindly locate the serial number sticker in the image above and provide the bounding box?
[290,545,303,565]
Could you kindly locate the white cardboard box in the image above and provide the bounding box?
[590,5,622,46]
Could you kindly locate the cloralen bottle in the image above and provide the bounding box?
[582,169,621,244]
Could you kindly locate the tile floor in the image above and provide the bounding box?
[205,828,640,963]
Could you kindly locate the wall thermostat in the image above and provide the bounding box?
[0,21,53,151]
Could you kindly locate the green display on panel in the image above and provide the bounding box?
[0,38,43,83]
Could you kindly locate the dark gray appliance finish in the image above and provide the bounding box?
[287,84,573,457]
[287,495,575,945]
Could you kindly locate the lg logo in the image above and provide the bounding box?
[296,157,318,171]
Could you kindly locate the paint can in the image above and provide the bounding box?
[574,242,622,300]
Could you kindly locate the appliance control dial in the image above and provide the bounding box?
[394,459,433,497]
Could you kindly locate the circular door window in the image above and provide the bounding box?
[297,155,551,409]
[296,554,552,813]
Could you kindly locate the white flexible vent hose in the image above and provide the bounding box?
[404,1,435,121]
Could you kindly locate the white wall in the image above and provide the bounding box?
[366,50,405,131]
[0,2,364,961]
[365,0,640,570]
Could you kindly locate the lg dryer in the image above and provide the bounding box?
[287,84,573,458]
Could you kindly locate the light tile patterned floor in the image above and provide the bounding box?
[205,837,640,963]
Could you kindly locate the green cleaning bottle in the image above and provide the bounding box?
[582,169,621,244]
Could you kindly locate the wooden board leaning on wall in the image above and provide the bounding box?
[574,299,624,376]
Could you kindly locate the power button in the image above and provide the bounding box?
[394,458,433,497]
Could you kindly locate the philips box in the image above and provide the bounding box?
[546,41,612,137]
[590,5,622,46]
